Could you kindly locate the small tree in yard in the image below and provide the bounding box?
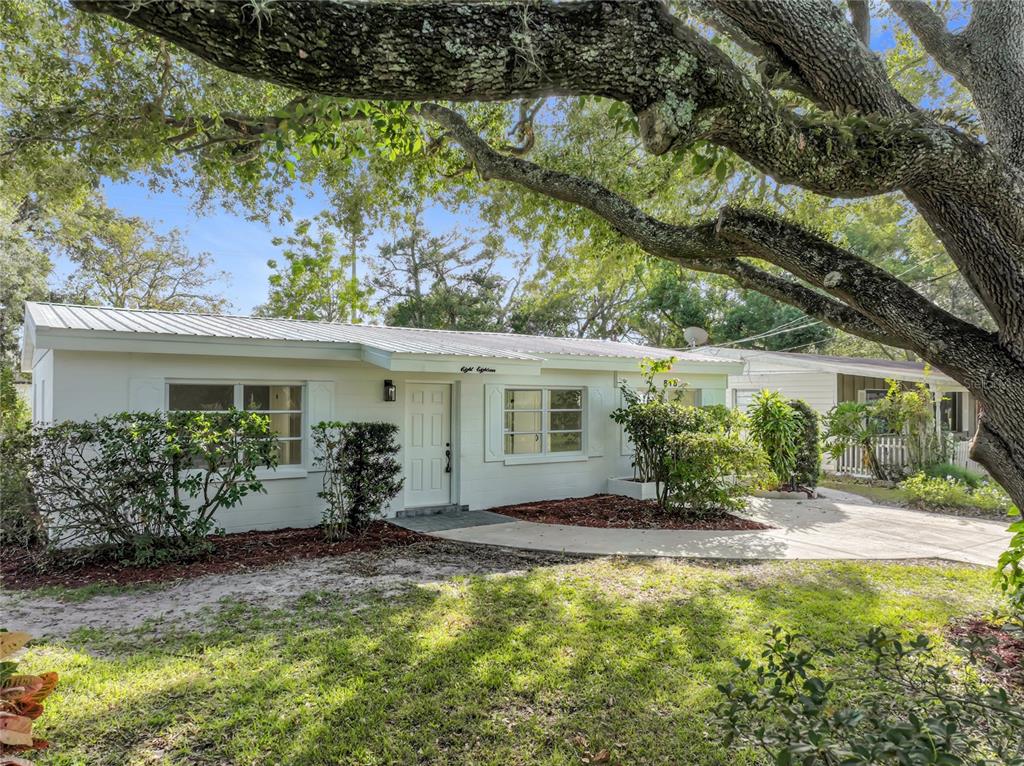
[25,411,277,565]
[312,421,404,540]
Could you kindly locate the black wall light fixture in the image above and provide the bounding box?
[383,379,397,402]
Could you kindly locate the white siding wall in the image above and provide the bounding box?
[48,350,729,531]
[30,349,53,423]
[727,371,838,417]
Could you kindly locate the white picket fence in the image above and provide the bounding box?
[834,436,987,479]
[953,439,988,475]
[835,435,908,479]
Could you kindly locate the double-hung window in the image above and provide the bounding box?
[504,387,584,455]
[167,382,304,466]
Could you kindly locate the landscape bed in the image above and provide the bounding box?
[490,493,771,530]
[0,521,425,590]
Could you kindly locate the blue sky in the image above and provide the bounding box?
[50,178,482,315]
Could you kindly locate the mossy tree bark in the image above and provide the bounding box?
[74,0,1024,508]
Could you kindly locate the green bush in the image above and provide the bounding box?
[789,399,821,488]
[664,430,769,516]
[900,472,1015,514]
[924,462,986,488]
[28,411,277,565]
[996,512,1024,627]
[312,421,404,539]
[716,627,1024,765]
[0,366,42,548]
[747,390,801,489]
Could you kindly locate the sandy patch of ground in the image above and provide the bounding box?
[1,540,578,640]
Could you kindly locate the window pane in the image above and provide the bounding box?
[504,433,541,454]
[268,413,303,438]
[504,389,542,410]
[549,411,582,431]
[276,439,303,465]
[549,431,582,452]
[675,387,702,407]
[169,383,234,411]
[244,385,301,411]
[504,411,542,433]
[550,389,583,410]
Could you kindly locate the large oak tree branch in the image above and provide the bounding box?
[420,104,1006,378]
[73,0,1024,350]
[890,0,1024,168]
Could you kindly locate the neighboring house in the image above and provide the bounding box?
[704,348,977,435]
[21,302,741,532]
[702,347,982,474]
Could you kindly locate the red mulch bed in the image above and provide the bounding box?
[491,493,771,531]
[950,617,1024,688]
[0,521,425,591]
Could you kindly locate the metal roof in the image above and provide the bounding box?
[24,302,729,366]
[701,347,957,384]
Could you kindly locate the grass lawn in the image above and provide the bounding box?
[22,558,997,766]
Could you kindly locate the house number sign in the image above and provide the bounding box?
[460,366,496,373]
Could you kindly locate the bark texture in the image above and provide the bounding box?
[73,0,1024,510]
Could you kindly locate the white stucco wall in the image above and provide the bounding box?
[41,349,729,532]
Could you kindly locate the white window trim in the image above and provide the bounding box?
[501,385,588,465]
[164,380,308,479]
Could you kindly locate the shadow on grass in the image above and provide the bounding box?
[28,559,993,766]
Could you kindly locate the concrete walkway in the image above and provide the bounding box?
[394,489,1013,566]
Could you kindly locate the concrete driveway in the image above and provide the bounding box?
[395,488,1014,566]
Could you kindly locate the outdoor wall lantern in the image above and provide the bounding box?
[383,380,397,402]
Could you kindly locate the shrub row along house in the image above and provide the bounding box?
[21,302,742,532]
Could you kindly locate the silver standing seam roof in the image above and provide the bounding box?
[24,302,729,365]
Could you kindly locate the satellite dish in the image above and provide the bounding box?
[683,326,710,348]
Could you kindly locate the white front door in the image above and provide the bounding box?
[405,383,452,507]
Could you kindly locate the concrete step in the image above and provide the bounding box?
[395,503,469,518]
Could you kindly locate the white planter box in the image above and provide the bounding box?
[607,477,659,501]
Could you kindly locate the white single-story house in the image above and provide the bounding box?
[21,302,742,532]
[700,348,977,437]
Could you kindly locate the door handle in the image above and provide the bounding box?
[445,444,451,473]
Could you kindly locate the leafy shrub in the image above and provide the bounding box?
[0,629,58,755]
[610,357,683,485]
[664,430,769,516]
[924,462,986,488]
[28,411,276,565]
[997,510,1024,627]
[900,472,1015,514]
[788,399,821,488]
[312,421,404,539]
[0,424,43,550]
[747,390,801,489]
[0,368,42,549]
[716,626,1024,765]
